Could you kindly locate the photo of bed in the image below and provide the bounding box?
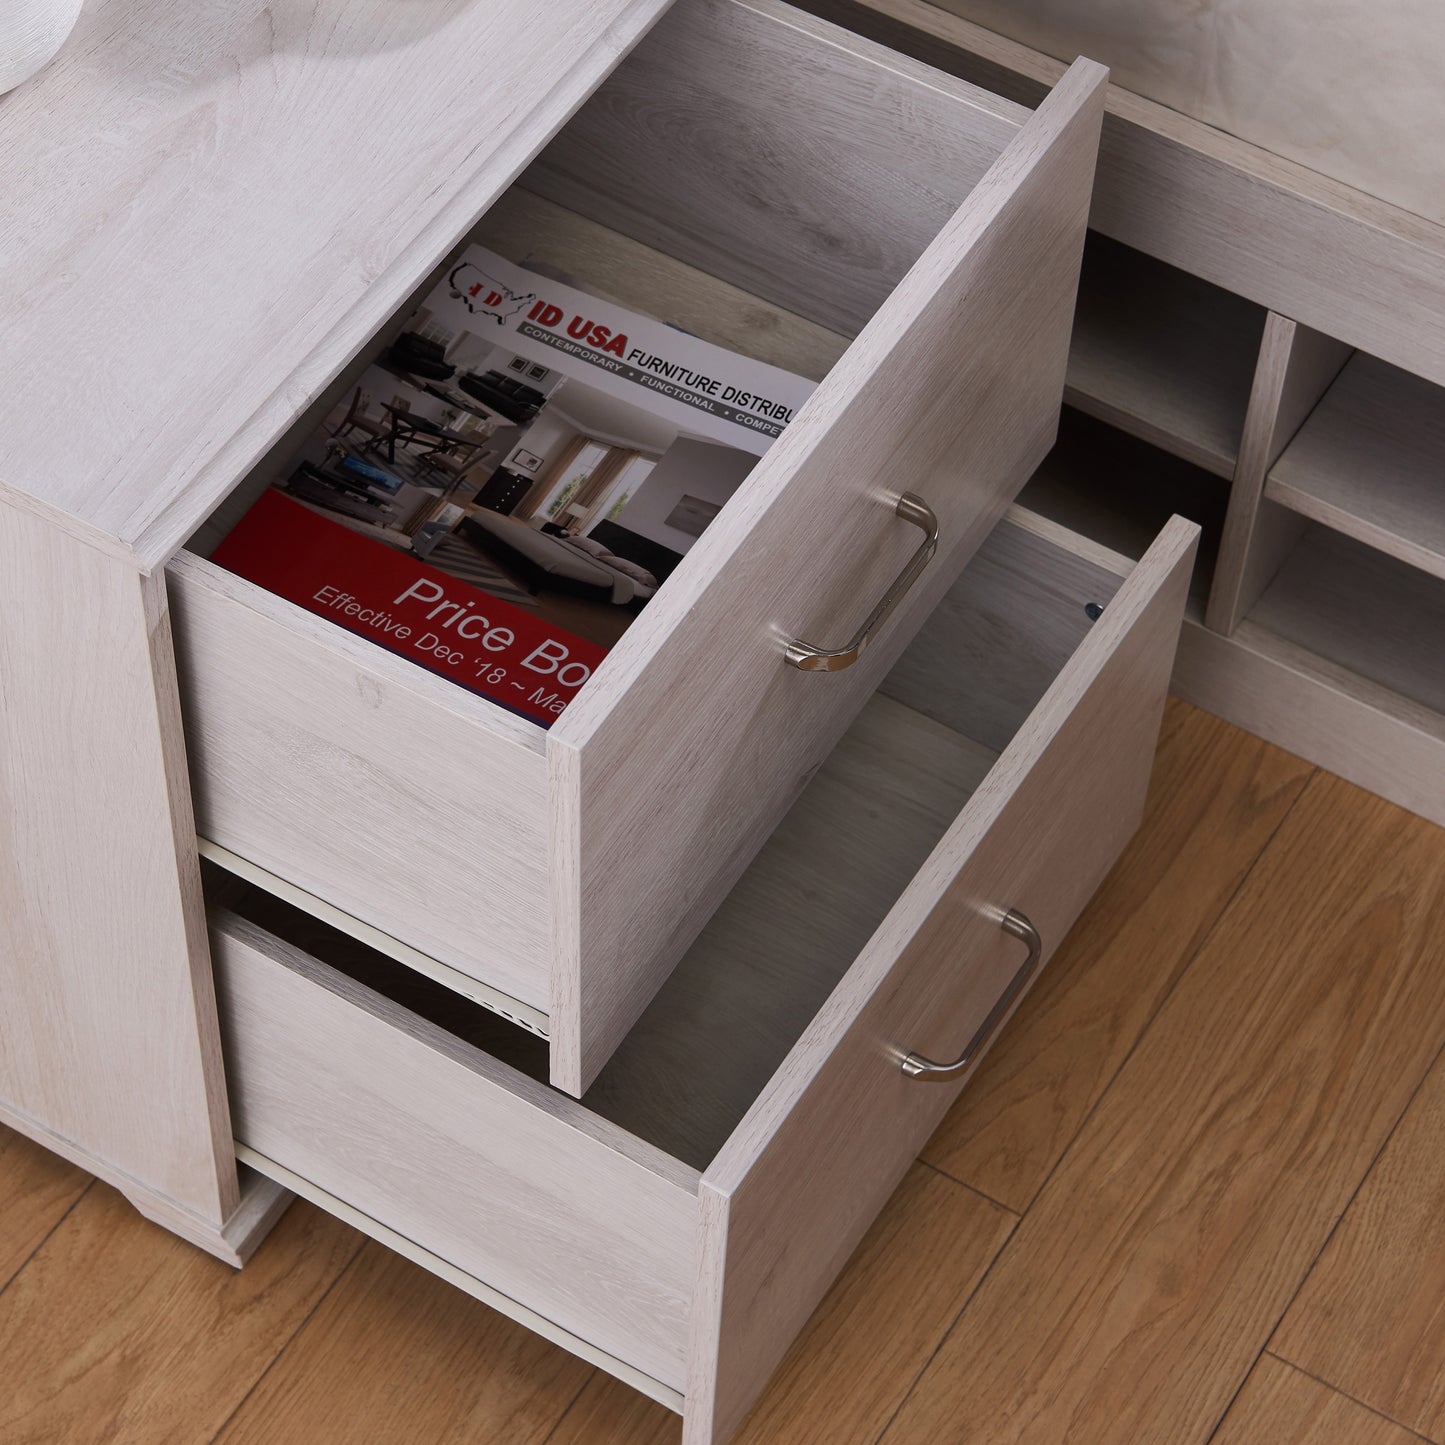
[275,317,762,651]
[458,512,677,606]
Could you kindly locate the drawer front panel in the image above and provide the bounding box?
[686,515,1198,1444]
[548,53,1110,1094]
[170,554,553,1011]
[211,912,700,1389]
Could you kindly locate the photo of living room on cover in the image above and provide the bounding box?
[278,305,760,650]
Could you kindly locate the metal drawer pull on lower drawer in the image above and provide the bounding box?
[900,908,1042,1082]
[784,493,938,671]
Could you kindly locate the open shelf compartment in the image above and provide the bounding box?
[1265,351,1445,583]
[1065,233,1267,479]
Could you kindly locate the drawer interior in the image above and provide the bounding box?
[1019,407,1227,613]
[179,0,1031,679]
[213,512,1131,1171]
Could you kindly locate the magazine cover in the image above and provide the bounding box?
[213,245,817,727]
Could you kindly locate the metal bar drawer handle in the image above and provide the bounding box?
[901,909,1043,1082]
[784,493,939,671]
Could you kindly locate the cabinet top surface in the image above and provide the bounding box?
[0,0,672,568]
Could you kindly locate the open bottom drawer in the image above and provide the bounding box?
[209,511,1196,1443]
[171,0,1108,1095]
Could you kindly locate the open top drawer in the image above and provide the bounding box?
[210,510,1196,1443]
[168,0,1107,1094]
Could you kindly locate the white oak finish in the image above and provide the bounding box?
[197,839,551,1039]
[522,0,1028,338]
[0,0,675,571]
[799,0,1445,391]
[884,506,1132,751]
[685,515,1196,1444]
[1266,353,1445,582]
[1066,234,1265,478]
[0,502,242,1253]
[212,913,701,1391]
[235,1143,686,1415]
[166,551,552,1011]
[916,0,1445,237]
[1207,313,1352,634]
[473,189,852,384]
[547,51,1108,1093]
[159,9,1105,1096]
[581,695,1000,1168]
[1250,528,1445,718]
[0,1098,290,1269]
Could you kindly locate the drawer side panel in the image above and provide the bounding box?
[169,553,551,1009]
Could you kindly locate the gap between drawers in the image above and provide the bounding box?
[199,839,550,1040]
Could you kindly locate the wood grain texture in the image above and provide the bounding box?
[122,1164,292,1271]
[524,0,1027,339]
[921,696,1313,1210]
[908,0,1445,238]
[552,1164,1015,1445]
[0,502,238,1226]
[1173,612,1445,832]
[1273,1050,1445,1439]
[217,1242,594,1445]
[474,189,851,383]
[1207,313,1351,634]
[1251,527,1445,717]
[1213,1355,1428,1445]
[685,518,1195,1445]
[211,913,700,1391]
[0,0,674,567]
[1066,233,1265,478]
[0,1185,359,1442]
[584,694,997,1169]
[1015,408,1228,609]
[548,53,1107,1095]
[167,550,552,1010]
[884,505,1130,752]
[1266,353,1445,583]
[797,0,1445,391]
[884,771,1445,1445]
[0,1124,89,1291]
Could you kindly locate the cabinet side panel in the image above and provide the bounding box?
[0,503,237,1222]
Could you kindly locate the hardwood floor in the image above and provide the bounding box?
[2,698,1443,1444]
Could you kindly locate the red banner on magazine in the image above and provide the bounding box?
[211,490,606,727]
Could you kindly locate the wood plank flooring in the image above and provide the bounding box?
[2,698,1444,1444]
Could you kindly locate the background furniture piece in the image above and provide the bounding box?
[900,0,1445,232]
[385,331,455,382]
[329,387,388,448]
[588,519,686,585]
[0,0,82,94]
[811,0,1445,831]
[473,467,534,516]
